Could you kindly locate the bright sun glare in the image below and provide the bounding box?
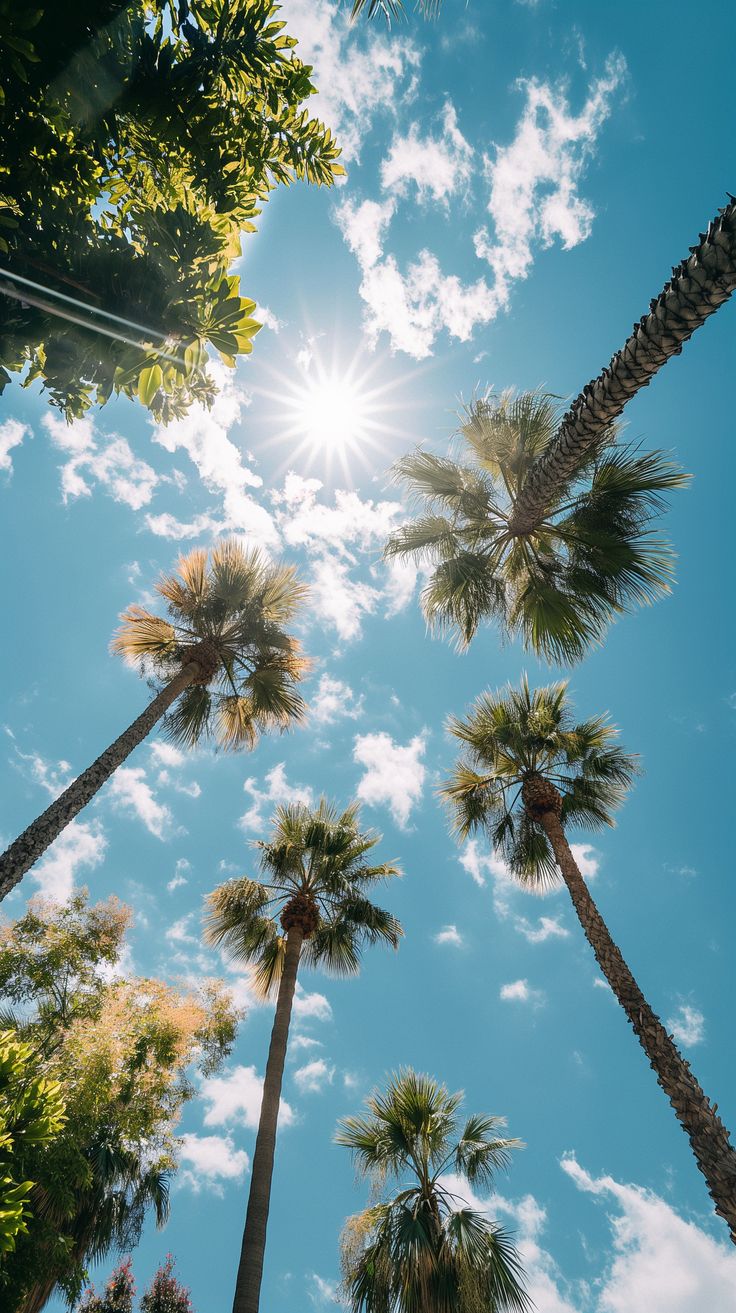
[297,377,369,453]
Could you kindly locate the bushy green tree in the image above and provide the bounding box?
[0,1031,66,1261]
[0,891,239,1311]
[0,0,343,419]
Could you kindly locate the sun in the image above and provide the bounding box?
[254,345,421,480]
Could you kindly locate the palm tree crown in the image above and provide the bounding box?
[336,1068,530,1313]
[112,540,309,750]
[385,390,687,663]
[204,800,403,996]
[443,677,638,884]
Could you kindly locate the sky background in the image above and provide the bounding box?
[2,0,736,1308]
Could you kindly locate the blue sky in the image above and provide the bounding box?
[2,0,736,1308]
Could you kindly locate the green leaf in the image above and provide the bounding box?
[137,363,163,407]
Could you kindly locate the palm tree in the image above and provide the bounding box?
[203,800,403,1313]
[336,1068,530,1312]
[508,196,736,536]
[351,0,443,20]
[0,541,308,903]
[385,389,687,663]
[443,677,736,1242]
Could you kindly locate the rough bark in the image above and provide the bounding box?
[232,928,304,1313]
[0,664,198,902]
[539,804,736,1242]
[508,197,736,535]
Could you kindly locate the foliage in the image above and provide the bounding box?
[205,798,403,997]
[442,676,639,886]
[336,1068,529,1313]
[385,389,688,663]
[112,539,309,752]
[0,1031,66,1260]
[0,0,343,419]
[0,891,239,1308]
[78,1254,193,1313]
[350,0,443,20]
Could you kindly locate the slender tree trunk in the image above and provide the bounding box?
[0,664,198,902]
[232,928,304,1313]
[540,807,736,1241]
[508,197,736,535]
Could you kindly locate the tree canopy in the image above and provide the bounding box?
[0,891,239,1309]
[0,0,343,420]
[0,1031,66,1262]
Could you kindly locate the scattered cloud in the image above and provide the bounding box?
[459,841,571,944]
[179,1133,249,1194]
[0,418,29,474]
[150,742,186,769]
[239,762,314,832]
[293,1058,335,1093]
[167,857,190,892]
[515,914,570,944]
[353,730,427,828]
[570,843,599,879]
[309,1273,341,1307]
[293,985,333,1025]
[666,1003,705,1048]
[200,1064,294,1129]
[434,924,463,947]
[381,101,474,206]
[290,1035,324,1054]
[32,819,107,902]
[309,673,364,726]
[310,553,381,642]
[561,1154,736,1311]
[499,978,545,1007]
[107,765,173,839]
[43,413,159,510]
[273,472,402,557]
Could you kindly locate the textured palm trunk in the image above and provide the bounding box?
[232,927,304,1313]
[508,198,736,535]
[0,663,198,902]
[539,806,736,1241]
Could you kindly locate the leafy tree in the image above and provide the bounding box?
[508,197,736,535]
[385,389,686,663]
[336,1068,529,1313]
[78,1254,192,1313]
[443,677,736,1242]
[0,0,343,420]
[0,540,308,902]
[204,800,403,1313]
[0,891,239,1310]
[0,1031,66,1261]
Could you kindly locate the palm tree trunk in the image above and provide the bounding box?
[508,197,736,535]
[539,808,736,1241]
[232,927,304,1313]
[0,663,198,902]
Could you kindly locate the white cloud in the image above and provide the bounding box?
[570,843,599,879]
[43,414,159,510]
[381,101,474,206]
[499,978,545,1006]
[150,742,186,768]
[666,1003,706,1048]
[515,914,570,944]
[309,1273,341,1307]
[273,472,402,557]
[0,418,29,473]
[290,1035,324,1054]
[165,912,197,946]
[336,58,625,359]
[145,510,223,540]
[353,730,426,829]
[293,985,333,1025]
[179,1133,249,1194]
[167,857,190,892]
[239,762,314,832]
[282,0,420,163]
[293,1058,335,1093]
[434,924,463,947]
[310,674,364,726]
[562,1155,736,1311]
[107,765,173,839]
[11,747,73,799]
[200,1064,294,1129]
[32,820,107,902]
[309,553,380,642]
[151,364,279,550]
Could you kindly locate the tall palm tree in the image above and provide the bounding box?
[443,677,736,1242]
[336,1068,530,1312]
[204,800,403,1313]
[0,541,308,903]
[508,196,736,535]
[385,389,687,663]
